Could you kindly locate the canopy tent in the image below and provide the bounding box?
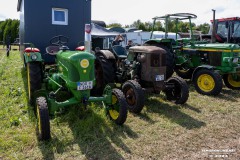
[91,23,123,38]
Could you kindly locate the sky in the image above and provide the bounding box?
[1,0,240,26]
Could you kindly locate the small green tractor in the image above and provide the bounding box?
[145,13,240,95]
[92,43,189,114]
[23,25,128,141]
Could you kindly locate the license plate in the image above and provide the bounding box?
[155,75,164,81]
[77,81,93,90]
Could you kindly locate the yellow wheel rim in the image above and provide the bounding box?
[179,68,189,73]
[197,74,215,92]
[37,105,41,134]
[109,95,119,120]
[27,63,31,100]
[227,74,240,87]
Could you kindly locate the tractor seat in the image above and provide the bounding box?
[46,46,60,55]
[112,45,128,59]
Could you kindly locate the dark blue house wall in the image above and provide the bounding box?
[19,0,91,61]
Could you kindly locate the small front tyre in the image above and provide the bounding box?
[122,80,145,113]
[164,76,189,104]
[107,89,128,125]
[36,97,51,141]
[193,69,222,95]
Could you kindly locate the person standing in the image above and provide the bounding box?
[112,34,124,46]
[6,35,11,57]
[126,40,133,49]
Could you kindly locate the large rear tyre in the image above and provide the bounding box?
[175,67,193,79]
[164,76,189,104]
[223,74,240,90]
[27,62,42,105]
[122,80,145,113]
[36,97,50,141]
[92,54,115,95]
[193,69,222,95]
[107,89,128,125]
[160,45,175,79]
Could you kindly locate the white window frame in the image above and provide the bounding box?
[52,8,68,25]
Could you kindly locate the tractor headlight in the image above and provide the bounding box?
[31,54,38,60]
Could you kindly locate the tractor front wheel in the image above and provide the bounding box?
[36,97,50,141]
[107,89,127,125]
[223,74,240,90]
[122,80,145,113]
[164,76,189,104]
[193,69,222,95]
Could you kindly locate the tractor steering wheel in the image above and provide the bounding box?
[50,35,69,46]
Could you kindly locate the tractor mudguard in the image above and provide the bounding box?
[144,39,175,46]
[191,65,216,80]
[24,51,42,63]
[95,50,116,60]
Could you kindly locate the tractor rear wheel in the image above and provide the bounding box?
[175,67,193,79]
[193,69,222,95]
[223,74,240,90]
[160,45,175,79]
[107,89,127,125]
[92,54,115,95]
[122,80,145,113]
[164,76,189,104]
[36,97,50,141]
[27,62,42,105]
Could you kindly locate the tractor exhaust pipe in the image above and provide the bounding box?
[84,24,92,52]
[211,9,216,43]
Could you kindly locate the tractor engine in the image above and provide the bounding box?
[47,49,96,100]
[127,46,167,92]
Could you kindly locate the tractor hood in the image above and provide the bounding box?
[56,50,95,83]
[190,43,240,51]
[57,50,95,61]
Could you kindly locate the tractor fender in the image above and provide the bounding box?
[191,65,215,80]
[24,51,42,63]
[95,50,116,60]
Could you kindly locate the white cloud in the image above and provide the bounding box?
[92,0,240,25]
[0,0,240,26]
[0,0,19,21]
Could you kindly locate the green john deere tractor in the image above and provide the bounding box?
[145,13,240,95]
[23,27,128,141]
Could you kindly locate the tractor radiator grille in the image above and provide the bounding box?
[162,53,166,66]
[151,54,161,67]
[208,52,222,66]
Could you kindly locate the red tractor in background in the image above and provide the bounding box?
[202,16,240,44]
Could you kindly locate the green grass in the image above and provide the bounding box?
[0,50,239,159]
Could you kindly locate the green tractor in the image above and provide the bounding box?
[24,25,128,141]
[145,13,240,95]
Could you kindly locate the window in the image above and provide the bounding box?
[52,8,68,25]
[217,22,228,38]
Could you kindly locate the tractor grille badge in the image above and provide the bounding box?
[80,59,89,68]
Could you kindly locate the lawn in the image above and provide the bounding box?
[0,49,239,159]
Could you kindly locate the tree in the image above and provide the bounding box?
[0,19,19,43]
[106,23,122,28]
[196,23,210,34]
